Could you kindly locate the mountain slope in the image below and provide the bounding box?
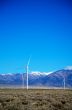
[0,69,72,88]
[43,69,72,88]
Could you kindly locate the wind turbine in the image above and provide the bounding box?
[63,76,65,89]
[62,75,65,89]
[22,72,24,89]
[26,56,31,90]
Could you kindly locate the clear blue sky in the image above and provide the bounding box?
[0,0,72,73]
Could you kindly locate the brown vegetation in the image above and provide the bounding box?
[0,89,72,110]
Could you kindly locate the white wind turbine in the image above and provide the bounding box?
[62,75,65,89]
[22,72,24,89]
[63,76,65,89]
[26,56,31,90]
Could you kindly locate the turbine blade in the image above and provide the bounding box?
[27,56,31,66]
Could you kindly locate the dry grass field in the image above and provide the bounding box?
[0,89,72,110]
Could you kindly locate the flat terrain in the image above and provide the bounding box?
[0,89,72,110]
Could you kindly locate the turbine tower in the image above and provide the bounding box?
[26,56,31,90]
[22,72,24,89]
[62,75,65,89]
[63,76,65,89]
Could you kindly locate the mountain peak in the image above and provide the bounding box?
[64,66,72,70]
[31,71,53,76]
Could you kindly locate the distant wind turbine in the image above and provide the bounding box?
[22,72,24,89]
[62,75,65,89]
[63,76,65,89]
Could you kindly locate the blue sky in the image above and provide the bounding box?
[0,0,72,73]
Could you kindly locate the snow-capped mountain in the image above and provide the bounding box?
[43,69,72,88]
[0,67,72,88]
[64,66,72,70]
[30,71,53,76]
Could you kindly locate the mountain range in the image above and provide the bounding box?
[0,67,72,88]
